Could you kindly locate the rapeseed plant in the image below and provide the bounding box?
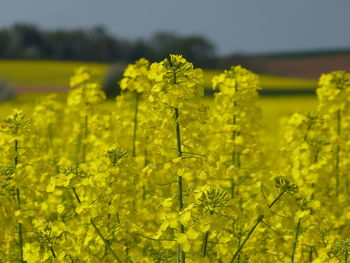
[0,57,349,262]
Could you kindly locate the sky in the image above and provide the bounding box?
[1,0,350,55]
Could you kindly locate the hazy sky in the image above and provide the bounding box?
[1,0,350,55]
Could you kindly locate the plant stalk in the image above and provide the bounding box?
[175,107,185,263]
[202,231,210,257]
[132,92,140,157]
[308,246,313,262]
[14,139,24,262]
[231,84,240,199]
[229,190,285,263]
[82,115,88,163]
[71,188,121,262]
[335,109,341,196]
[291,218,301,263]
[50,246,56,258]
[90,218,122,263]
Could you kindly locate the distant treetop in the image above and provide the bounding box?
[0,24,216,68]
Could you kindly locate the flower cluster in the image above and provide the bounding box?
[0,57,349,263]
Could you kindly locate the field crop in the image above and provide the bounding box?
[204,69,316,91]
[0,55,349,263]
[0,60,108,86]
[0,60,316,92]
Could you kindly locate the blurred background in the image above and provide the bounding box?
[0,0,350,101]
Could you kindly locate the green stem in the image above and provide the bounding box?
[144,148,148,167]
[17,189,24,263]
[47,124,59,172]
[75,132,81,165]
[303,123,312,142]
[229,191,285,263]
[231,82,240,198]
[230,215,264,263]
[202,231,210,257]
[14,139,18,166]
[125,246,129,263]
[48,123,54,152]
[291,218,302,263]
[231,113,238,199]
[72,187,81,204]
[336,109,341,196]
[71,188,121,262]
[178,176,185,263]
[14,139,24,263]
[230,178,235,200]
[308,246,313,262]
[178,175,184,211]
[132,93,140,157]
[237,238,241,262]
[90,218,122,263]
[131,93,140,208]
[268,191,284,208]
[50,246,56,258]
[175,107,185,263]
[175,108,182,158]
[82,115,88,163]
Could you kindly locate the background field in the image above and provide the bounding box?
[0,59,329,262]
[0,60,108,86]
[0,93,318,150]
[0,60,319,145]
[0,60,317,92]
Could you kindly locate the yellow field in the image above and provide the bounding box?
[204,69,316,90]
[0,60,318,151]
[0,93,317,144]
[0,60,108,86]
[1,58,348,262]
[0,60,316,90]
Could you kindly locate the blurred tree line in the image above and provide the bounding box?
[0,24,217,68]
